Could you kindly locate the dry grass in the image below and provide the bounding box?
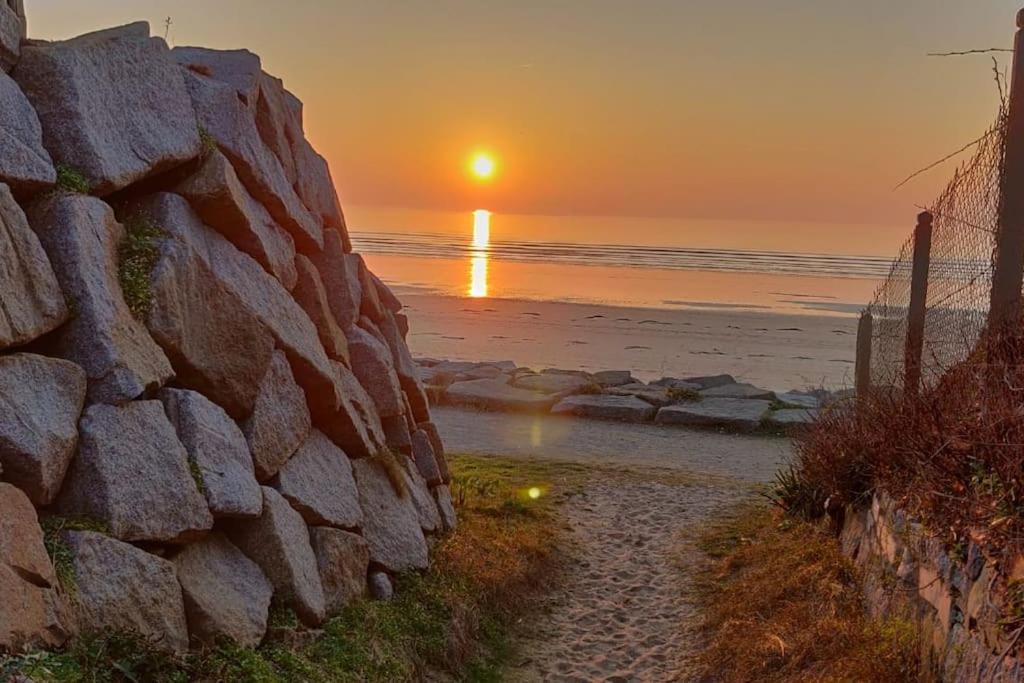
[695,504,919,683]
[793,332,1024,556]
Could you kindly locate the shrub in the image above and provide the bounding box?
[55,165,90,194]
[790,330,1024,556]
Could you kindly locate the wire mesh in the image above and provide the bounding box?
[865,110,1007,388]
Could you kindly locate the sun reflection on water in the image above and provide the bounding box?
[469,210,490,297]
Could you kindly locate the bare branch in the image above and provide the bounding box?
[893,131,996,191]
[928,48,1013,57]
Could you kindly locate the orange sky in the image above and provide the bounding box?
[30,1,1020,233]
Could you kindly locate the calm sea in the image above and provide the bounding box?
[348,207,901,316]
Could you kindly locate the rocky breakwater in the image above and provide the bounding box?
[421,358,840,433]
[0,17,452,655]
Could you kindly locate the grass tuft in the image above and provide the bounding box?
[55,165,90,195]
[118,215,164,320]
[188,459,207,497]
[198,127,217,156]
[696,503,920,682]
[39,516,109,597]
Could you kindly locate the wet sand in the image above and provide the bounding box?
[401,293,858,391]
[435,407,792,681]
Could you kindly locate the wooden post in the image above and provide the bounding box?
[855,310,873,398]
[989,8,1024,333]
[904,212,933,395]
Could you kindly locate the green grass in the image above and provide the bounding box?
[39,516,109,597]
[198,127,217,156]
[54,165,90,194]
[117,216,164,320]
[188,459,207,498]
[3,455,567,683]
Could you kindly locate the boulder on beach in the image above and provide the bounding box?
[513,372,596,396]
[0,71,56,193]
[593,370,634,387]
[765,408,820,431]
[605,382,675,407]
[445,378,558,413]
[655,398,772,432]
[776,391,821,409]
[552,394,657,423]
[699,382,776,401]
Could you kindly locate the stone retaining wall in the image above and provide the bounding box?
[840,494,1023,681]
[0,13,452,654]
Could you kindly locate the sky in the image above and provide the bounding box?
[28,1,1023,237]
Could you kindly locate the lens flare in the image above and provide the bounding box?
[528,487,542,500]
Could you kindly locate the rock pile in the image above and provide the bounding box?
[0,18,451,655]
[420,358,835,433]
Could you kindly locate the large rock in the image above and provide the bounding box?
[434,485,458,533]
[14,23,201,195]
[551,394,657,423]
[352,457,429,572]
[292,254,349,363]
[0,0,25,71]
[159,388,262,519]
[308,230,361,329]
[0,183,67,350]
[226,487,326,627]
[273,430,363,529]
[254,72,347,238]
[173,533,273,648]
[513,373,596,396]
[776,391,821,409]
[403,459,442,534]
[172,47,261,105]
[605,383,674,408]
[63,530,189,653]
[417,421,450,484]
[309,528,369,616]
[410,429,442,487]
[318,361,387,459]
[146,223,275,419]
[348,325,405,418]
[57,401,213,543]
[0,354,86,506]
[378,312,430,423]
[655,398,772,432]
[675,374,736,390]
[444,378,558,414]
[242,351,311,482]
[593,370,634,387]
[700,382,776,401]
[175,149,297,289]
[0,483,68,653]
[0,71,55,193]
[131,193,341,419]
[30,194,173,404]
[765,408,820,431]
[179,65,322,252]
[371,272,402,314]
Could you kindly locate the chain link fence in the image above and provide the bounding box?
[865,110,1007,388]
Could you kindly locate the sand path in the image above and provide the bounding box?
[434,407,792,682]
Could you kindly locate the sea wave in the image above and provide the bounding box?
[350,230,901,279]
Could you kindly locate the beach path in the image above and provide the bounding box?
[434,406,792,681]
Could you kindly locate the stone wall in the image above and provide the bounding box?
[840,494,1022,682]
[0,13,453,654]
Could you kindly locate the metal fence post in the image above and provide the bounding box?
[988,8,1024,333]
[905,212,933,395]
[855,311,873,398]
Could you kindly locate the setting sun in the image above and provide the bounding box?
[470,153,496,181]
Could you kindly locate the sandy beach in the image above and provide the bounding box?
[436,406,791,680]
[400,292,858,391]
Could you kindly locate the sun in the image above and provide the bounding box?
[469,153,496,181]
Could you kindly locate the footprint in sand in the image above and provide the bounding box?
[778,327,804,332]
[624,345,652,351]
[616,318,632,322]
[491,335,510,340]
[569,341,589,346]
[585,315,606,320]
[523,312,541,317]
[442,336,465,341]
[831,359,855,364]
[748,353,773,358]
[791,355,813,360]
